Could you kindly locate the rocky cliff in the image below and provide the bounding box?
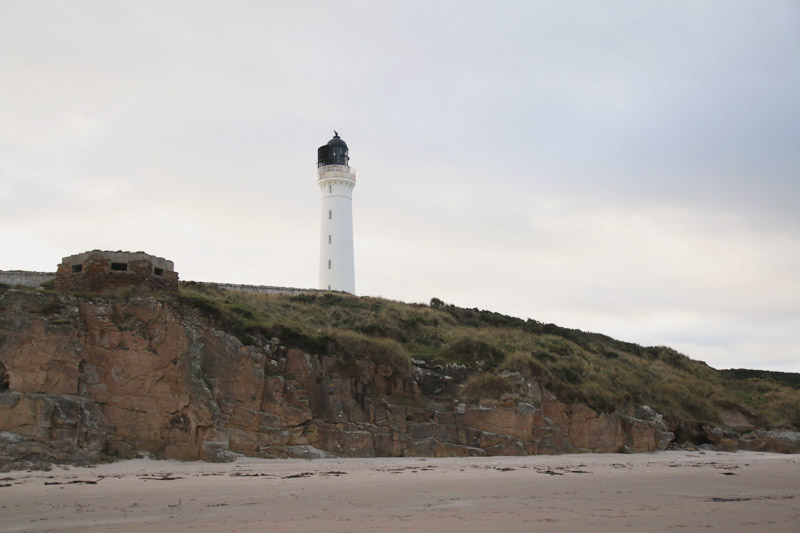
[0,286,796,470]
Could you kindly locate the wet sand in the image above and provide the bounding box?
[1,451,798,532]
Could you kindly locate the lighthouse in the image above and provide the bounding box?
[317,131,356,294]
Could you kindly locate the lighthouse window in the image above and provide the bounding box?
[329,185,332,193]
[328,260,331,269]
[328,235,331,244]
[329,210,332,219]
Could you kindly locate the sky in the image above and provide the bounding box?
[1,1,798,372]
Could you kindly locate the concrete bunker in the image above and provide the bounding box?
[55,250,179,293]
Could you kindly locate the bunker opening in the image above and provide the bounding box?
[110,263,128,271]
[71,264,83,273]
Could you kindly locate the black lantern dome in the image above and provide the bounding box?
[317,131,350,167]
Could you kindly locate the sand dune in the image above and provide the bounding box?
[1,451,798,532]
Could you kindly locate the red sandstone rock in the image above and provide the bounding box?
[0,287,705,469]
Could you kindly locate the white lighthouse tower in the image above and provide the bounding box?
[317,131,356,294]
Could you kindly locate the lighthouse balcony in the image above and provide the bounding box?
[317,165,356,182]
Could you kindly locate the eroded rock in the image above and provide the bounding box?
[0,289,695,469]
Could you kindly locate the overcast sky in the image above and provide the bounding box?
[1,1,798,372]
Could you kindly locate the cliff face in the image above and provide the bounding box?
[0,288,794,470]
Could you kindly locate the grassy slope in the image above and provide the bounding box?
[176,283,800,429]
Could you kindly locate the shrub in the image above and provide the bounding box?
[720,369,800,390]
[430,297,445,309]
[460,373,513,401]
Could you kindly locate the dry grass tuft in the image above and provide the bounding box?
[460,373,514,401]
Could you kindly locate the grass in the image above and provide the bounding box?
[85,283,800,429]
[328,330,411,374]
[500,351,551,381]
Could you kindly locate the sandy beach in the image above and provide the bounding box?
[0,451,797,532]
